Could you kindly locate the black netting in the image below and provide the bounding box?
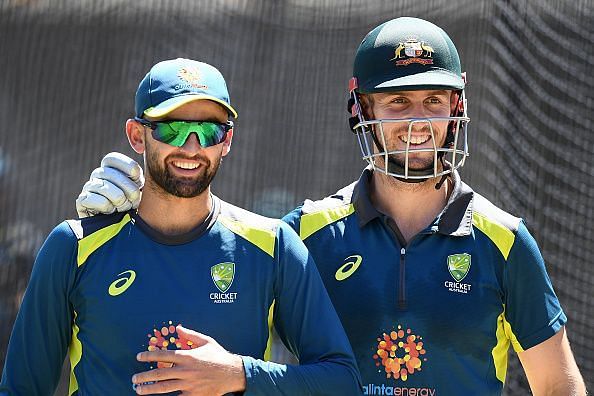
[0,1,592,394]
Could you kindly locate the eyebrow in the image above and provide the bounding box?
[378,90,450,100]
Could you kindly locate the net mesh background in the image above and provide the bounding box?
[0,0,592,394]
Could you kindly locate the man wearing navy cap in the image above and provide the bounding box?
[0,58,361,395]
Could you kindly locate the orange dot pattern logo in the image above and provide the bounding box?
[146,321,198,368]
[373,325,427,381]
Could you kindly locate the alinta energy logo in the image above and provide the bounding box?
[364,325,435,395]
[145,321,198,369]
[176,66,208,90]
[373,325,426,380]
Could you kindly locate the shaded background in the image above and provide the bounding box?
[0,0,592,394]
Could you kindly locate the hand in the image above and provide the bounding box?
[132,325,247,395]
[76,152,144,218]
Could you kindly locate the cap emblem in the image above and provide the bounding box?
[391,38,434,66]
[177,66,208,90]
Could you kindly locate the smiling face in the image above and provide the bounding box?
[361,90,456,172]
[127,100,232,198]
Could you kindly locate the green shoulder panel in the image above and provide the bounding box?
[66,212,132,267]
[471,194,521,260]
[300,204,355,240]
[218,202,279,258]
[299,182,357,240]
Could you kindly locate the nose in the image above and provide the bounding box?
[408,118,432,131]
[409,102,434,120]
[180,132,202,152]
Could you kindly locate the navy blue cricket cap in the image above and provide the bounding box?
[135,58,238,119]
[353,17,464,93]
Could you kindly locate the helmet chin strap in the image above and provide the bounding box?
[434,166,450,190]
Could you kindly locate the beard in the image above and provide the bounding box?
[373,123,446,173]
[386,152,435,172]
[145,141,221,198]
[376,137,438,173]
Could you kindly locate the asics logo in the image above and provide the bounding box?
[335,255,362,281]
[108,270,136,296]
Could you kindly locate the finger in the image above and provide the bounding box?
[132,367,184,384]
[176,325,211,348]
[134,379,185,395]
[90,167,142,204]
[137,349,186,364]
[83,177,131,209]
[76,191,116,218]
[101,152,144,187]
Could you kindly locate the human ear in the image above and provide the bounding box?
[450,91,460,115]
[125,119,146,154]
[359,94,375,119]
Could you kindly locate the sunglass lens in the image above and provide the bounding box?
[195,123,227,147]
[152,122,186,146]
[152,122,227,148]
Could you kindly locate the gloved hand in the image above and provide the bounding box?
[76,152,144,218]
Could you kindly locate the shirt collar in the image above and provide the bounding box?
[351,167,380,228]
[351,167,474,236]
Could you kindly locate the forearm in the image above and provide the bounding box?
[0,223,76,395]
[0,297,69,395]
[520,328,586,396]
[241,356,361,395]
[530,367,586,396]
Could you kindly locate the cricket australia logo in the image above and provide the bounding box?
[210,262,238,303]
[448,253,471,281]
[444,253,472,294]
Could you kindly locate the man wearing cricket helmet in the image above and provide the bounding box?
[299,17,584,395]
[348,17,469,188]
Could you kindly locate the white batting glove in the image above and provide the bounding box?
[76,152,144,218]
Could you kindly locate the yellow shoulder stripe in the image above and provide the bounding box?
[300,204,355,240]
[263,299,275,361]
[491,308,524,383]
[472,212,515,260]
[68,311,83,396]
[77,214,131,267]
[219,216,276,258]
